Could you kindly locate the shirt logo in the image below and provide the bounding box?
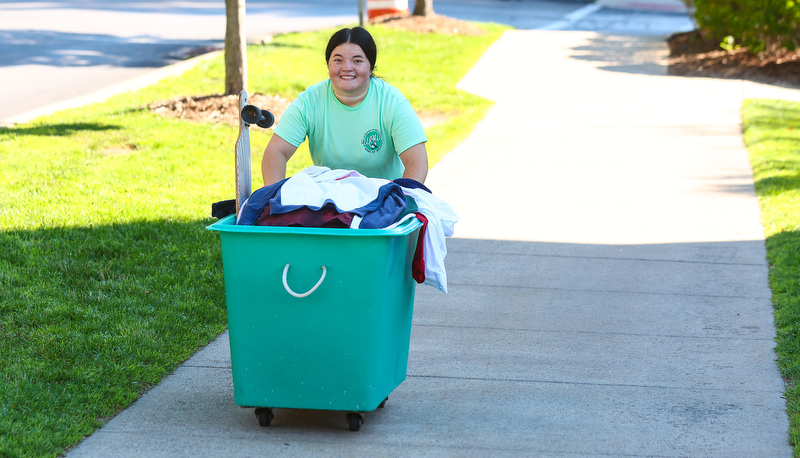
[361,129,382,153]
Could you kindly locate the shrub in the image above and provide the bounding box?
[692,0,800,53]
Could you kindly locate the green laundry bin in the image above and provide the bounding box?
[207,214,422,430]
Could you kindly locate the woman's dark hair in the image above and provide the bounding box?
[325,27,377,73]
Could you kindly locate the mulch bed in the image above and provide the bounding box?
[667,29,800,88]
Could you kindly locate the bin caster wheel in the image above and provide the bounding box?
[378,397,388,408]
[347,412,363,431]
[255,408,274,427]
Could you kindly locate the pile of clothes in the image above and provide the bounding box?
[235,166,458,293]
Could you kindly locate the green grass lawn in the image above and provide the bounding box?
[0,23,508,457]
[742,98,800,455]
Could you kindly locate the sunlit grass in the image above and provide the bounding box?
[742,98,800,456]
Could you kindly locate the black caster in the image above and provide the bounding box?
[378,397,388,408]
[347,412,363,431]
[255,407,274,427]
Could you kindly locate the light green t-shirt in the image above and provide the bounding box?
[274,77,427,180]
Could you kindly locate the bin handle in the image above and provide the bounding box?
[282,263,327,298]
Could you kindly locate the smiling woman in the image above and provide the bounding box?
[259,26,429,186]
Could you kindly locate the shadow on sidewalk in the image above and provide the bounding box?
[568,34,670,76]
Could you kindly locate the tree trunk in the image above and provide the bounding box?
[358,0,366,27]
[225,0,247,95]
[412,0,434,17]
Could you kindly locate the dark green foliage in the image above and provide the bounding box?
[693,0,800,53]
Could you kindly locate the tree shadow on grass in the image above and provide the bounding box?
[755,171,800,194]
[0,122,121,137]
[744,100,800,126]
[0,219,228,456]
[763,230,800,454]
[765,229,800,326]
[744,99,800,193]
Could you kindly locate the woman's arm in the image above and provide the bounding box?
[400,142,429,184]
[261,134,298,186]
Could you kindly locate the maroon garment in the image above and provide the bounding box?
[256,204,355,228]
[412,213,428,284]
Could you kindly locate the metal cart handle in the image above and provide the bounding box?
[282,263,327,298]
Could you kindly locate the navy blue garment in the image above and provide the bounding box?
[236,178,289,225]
[356,182,408,229]
[393,178,432,194]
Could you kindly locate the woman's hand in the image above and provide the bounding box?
[400,142,429,184]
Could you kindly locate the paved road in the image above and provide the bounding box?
[0,0,693,126]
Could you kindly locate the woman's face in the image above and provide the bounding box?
[327,43,371,98]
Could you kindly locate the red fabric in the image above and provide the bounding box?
[256,204,354,228]
[412,213,428,284]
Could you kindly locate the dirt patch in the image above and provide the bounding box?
[667,29,800,88]
[101,143,137,156]
[148,93,291,127]
[369,12,486,36]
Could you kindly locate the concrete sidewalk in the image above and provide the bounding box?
[67,30,800,457]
